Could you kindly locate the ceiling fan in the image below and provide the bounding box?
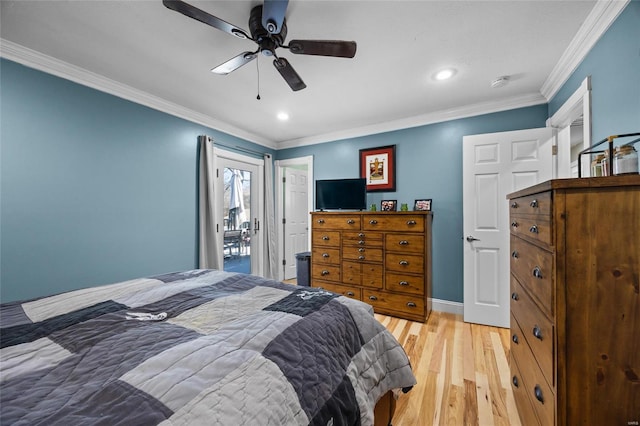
[163,0,357,91]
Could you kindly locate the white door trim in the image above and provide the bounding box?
[275,155,314,281]
[547,76,592,178]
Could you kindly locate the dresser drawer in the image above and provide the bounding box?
[313,281,361,300]
[362,290,424,318]
[362,214,425,232]
[511,340,555,426]
[385,234,424,254]
[511,234,554,318]
[312,247,340,265]
[311,263,341,283]
[509,191,552,217]
[385,253,424,274]
[342,246,383,262]
[342,231,383,245]
[385,272,424,295]
[342,261,383,289]
[511,276,554,386]
[511,354,541,426]
[312,230,340,247]
[510,216,552,247]
[312,215,361,230]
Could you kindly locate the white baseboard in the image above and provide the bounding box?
[431,298,464,316]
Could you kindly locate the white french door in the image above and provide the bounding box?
[462,128,554,327]
[214,149,264,276]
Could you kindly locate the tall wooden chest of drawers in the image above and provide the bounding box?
[310,211,432,322]
[508,176,640,426]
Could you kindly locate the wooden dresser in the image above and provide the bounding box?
[507,176,640,425]
[310,211,432,322]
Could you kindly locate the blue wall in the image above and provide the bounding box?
[277,105,549,303]
[2,2,637,304]
[549,1,640,141]
[0,59,272,302]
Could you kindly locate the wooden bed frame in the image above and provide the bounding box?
[374,391,397,426]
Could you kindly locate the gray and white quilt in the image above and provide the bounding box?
[0,269,415,425]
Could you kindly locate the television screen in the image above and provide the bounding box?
[315,178,367,210]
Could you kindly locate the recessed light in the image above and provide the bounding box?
[277,112,289,121]
[434,68,456,81]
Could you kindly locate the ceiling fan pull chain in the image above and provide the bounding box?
[256,57,261,100]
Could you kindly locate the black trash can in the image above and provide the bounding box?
[295,251,311,287]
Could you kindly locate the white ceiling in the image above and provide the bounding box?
[1,1,609,149]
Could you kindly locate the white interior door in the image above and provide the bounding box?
[463,128,553,327]
[283,167,309,279]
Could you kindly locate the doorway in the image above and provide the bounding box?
[215,149,264,276]
[275,156,314,281]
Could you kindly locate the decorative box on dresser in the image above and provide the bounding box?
[310,211,432,322]
[507,176,640,426]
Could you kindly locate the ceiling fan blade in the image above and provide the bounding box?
[211,52,257,75]
[163,0,251,40]
[287,40,357,58]
[262,0,289,34]
[273,58,306,91]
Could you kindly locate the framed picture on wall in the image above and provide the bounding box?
[359,145,396,192]
[414,199,432,211]
[381,200,397,211]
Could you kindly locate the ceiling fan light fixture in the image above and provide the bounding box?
[434,68,456,81]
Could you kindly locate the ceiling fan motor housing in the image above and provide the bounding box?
[249,5,287,56]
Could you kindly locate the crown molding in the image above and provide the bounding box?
[277,92,547,149]
[540,0,629,101]
[0,39,276,150]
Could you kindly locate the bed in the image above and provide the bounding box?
[0,269,415,425]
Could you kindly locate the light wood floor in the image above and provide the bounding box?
[376,311,521,426]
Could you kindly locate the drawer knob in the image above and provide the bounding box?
[399,240,409,245]
[406,220,417,225]
[346,291,354,297]
[358,233,365,237]
[511,292,519,301]
[347,219,355,224]
[321,270,330,276]
[369,295,378,301]
[399,260,409,266]
[511,221,519,228]
[406,302,417,308]
[511,202,518,209]
[532,325,543,340]
[322,236,330,241]
[534,385,544,403]
[358,248,365,253]
[512,376,519,388]
[511,251,519,258]
[317,219,325,224]
[530,199,538,208]
[512,334,519,344]
[358,240,365,245]
[532,266,543,279]
[369,219,378,225]
[322,253,329,258]
[529,224,539,234]
[399,281,409,286]
[358,255,365,260]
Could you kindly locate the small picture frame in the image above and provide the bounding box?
[414,199,432,211]
[381,200,397,211]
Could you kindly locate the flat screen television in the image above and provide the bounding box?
[315,178,367,211]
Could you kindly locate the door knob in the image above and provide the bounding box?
[466,236,480,242]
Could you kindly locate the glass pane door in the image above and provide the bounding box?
[223,167,252,273]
